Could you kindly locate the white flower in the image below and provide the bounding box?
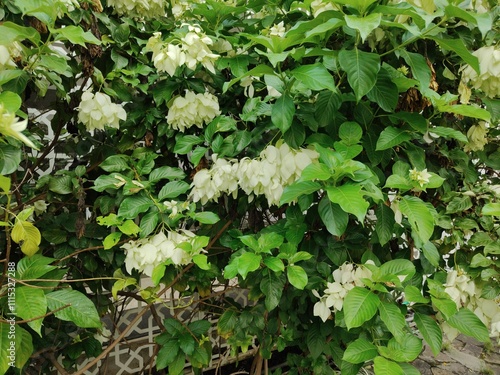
[310,0,337,17]
[123,230,205,276]
[77,91,127,131]
[167,90,220,132]
[409,168,432,187]
[464,121,488,152]
[269,22,285,37]
[0,104,37,149]
[107,0,166,19]
[0,45,18,70]
[181,28,219,74]
[34,200,48,215]
[240,76,256,98]
[461,46,500,98]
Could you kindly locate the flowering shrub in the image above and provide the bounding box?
[0,0,499,375]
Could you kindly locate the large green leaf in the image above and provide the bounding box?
[46,289,102,328]
[118,195,152,219]
[326,185,369,222]
[287,265,308,290]
[378,301,406,340]
[315,90,342,126]
[0,323,33,372]
[399,50,431,89]
[376,127,412,150]
[399,196,434,245]
[338,48,380,102]
[271,94,295,133]
[0,144,21,175]
[375,204,395,246]
[15,287,47,336]
[343,287,380,329]
[99,155,131,172]
[158,181,190,200]
[52,25,101,46]
[339,121,363,145]
[367,70,399,112]
[428,37,479,74]
[260,271,285,311]
[343,338,378,364]
[378,334,422,362]
[156,340,180,370]
[482,203,500,216]
[373,356,404,375]
[280,181,320,205]
[414,312,442,356]
[237,252,262,279]
[447,308,490,342]
[344,13,382,42]
[291,64,336,92]
[318,196,348,236]
[0,21,40,44]
[439,104,490,121]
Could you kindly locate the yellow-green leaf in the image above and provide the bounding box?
[11,220,41,256]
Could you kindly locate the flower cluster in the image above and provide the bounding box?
[122,230,205,276]
[441,269,500,342]
[166,90,220,132]
[0,42,22,71]
[460,46,500,98]
[146,25,219,76]
[0,104,37,149]
[190,142,319,206]
[409,168,431,187]
[464,121,489,152]
[107,0,166,19]
[313,262,373,322]
[77,90,127,131]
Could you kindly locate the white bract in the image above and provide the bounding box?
[190,142,319,206]
[461,46,500,98]
[123,230,205,276]
[409,168,432,187]
[313,262,373,322]
[77,91,127,131]
[464,121,489,152]
[0,104,37,149]
[107,0,166,19]
[269,22,286,37]
[166,90,220,132]
[146,26,219,76]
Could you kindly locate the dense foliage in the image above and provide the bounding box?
[0,0,499,374]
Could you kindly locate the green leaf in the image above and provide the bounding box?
[428,37,479,74]
[260,271,285,311]
[0,144,21,174]
[484,242,500,255]
[339,121,363,145]
[431,297,457,320]
[343,338,378,364]
[174,134,204,154]
[379,259,415,282]
[400,50,431,89]
[326,185,369,222]
[271,94,295,133]
[263,257,285,272]
[99,155,131,172]
[399,196,434,245]
[482,203,500,216]
[446,195,472,214]
[373,356,404,374]
[188,320,211,337]
[422,242,440,267]
[367,70,399,112]
[52,25,101,46]
[287,265,308,290]
[118,195,152,219]
[0,22,40,44]
[338,48,380,102]
[414,312,442,357]
[11,220,41,257]
[378,301,406,340]
[333,0,377,13]
[280,181,320,205]
[343,287,380,329]
[344,13,382,43]
[0,91,22,112]
[375,204,395,246]
[0,175,10,193]
[158,181,190,200]
[48,175,73,195]
[315,90,342,126]
[103,232,122,250]
[140,210,159,237]
[438,104,490,121]
[291,64,336,92]
[149,166,186,182]
[46,289,101,328]
[223,64,275,92]
[15,287,47,336]
[237,252,262,279]
[16,254,55,280]
[192,254,210,270]
[118,220,140,235]
[318,197,348,237]
[156,340,179,370]
[193,212,220,224]
[447,308,490,342]
[428,126,468,143]
[376,127,412,150]
[179,333,196,355]
[168,352,186,375]
[300,163,331,181]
